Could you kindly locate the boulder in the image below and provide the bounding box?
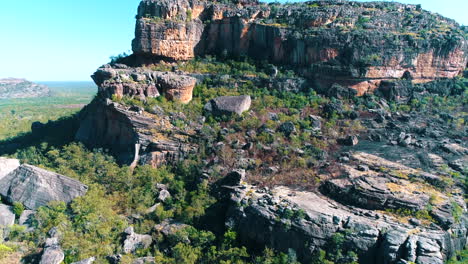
[337,135,359,146]
[154,220,190,242]
[204,95,251,116]
[133,257,156,264]
[122,226,152,254]
[159,72,197,104]
[309,115,322,130]
[19,210,35,226]
[71,257,96,264]
[0,164,88,210]
[0,204,15,226]
[219,169,246,186]
[39,237,65,264]
[0,157,20,180]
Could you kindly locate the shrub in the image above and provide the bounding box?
[12,202,24,218]
[0,244,13,260]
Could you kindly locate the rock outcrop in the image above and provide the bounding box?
[223,177,466,264]
[71,257,96,264]
[0,78,50,98]
[39,237,65,264]
[0,164,88,210]
[122,226,153,254]
[132,0,467,94]
[76,98,198,167]
[204,95,252,116]
[0,204,15,227]
[92,64,196,103]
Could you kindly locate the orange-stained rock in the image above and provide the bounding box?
[159,72,196,103]
[92,65,197,103]
[132,0,468,95]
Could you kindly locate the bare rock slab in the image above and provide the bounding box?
[0,204,15,226]
[0,164,88,210]
[39,237,64,264]
[204,95,251,116]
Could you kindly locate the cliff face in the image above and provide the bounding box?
[76,97,198,167]
[132,0,467,94]
[71,1,468,263]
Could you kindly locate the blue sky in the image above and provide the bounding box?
[0,0,466,81]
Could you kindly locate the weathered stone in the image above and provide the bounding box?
[154,219,189,238]
[19,210,35,226]
[220,169,246,186]
[39,237,64,264]
[0,204,14,227]
[133,257,156,264]
[158,189,171,202]
[309,115,322,130]
[204,95,251,116]
[337,135,359,146]
[0,164,88,210]
[76,98,197,168]
[133,0,467,94]
[122,226,152,254]
[159,72,196,103]
[92,66,196,103]
[71,257,96,264]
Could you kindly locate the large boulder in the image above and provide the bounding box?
[0,157,20,180]
[122,227,152,254]
[204,95,251,116]
[71,257,96,264]
[0,204,15,226]
[0,165,88,210]
[39,237,64,264]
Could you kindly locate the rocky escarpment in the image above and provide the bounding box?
[0,78,50,98]
[132,0,467,95]
[71,1,467,262]
[92,64,196,103]
[220,151,467,264]
[76,97,199,167]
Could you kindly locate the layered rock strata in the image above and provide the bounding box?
[222,152,467,264]
[76,98,198,167]
[133,0,468,94]
[0,164,88,210]
[93,64,196,103]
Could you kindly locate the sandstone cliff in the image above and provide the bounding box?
[73,2,467,263]
[132,0,467,95]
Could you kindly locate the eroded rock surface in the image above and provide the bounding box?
[76,98,198,167]
[39,237,65,264]
[93,64,196,103]
[224,181,466,264]
[204,95,252,116]
[71,257,96,264]
[122,226,153,254]
[0,164,88,210]
[133,0,467,94]
[0,204,15,227]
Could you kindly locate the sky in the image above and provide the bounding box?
[0,0,466,81]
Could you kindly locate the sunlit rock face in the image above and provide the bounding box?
[133,0,467,94]
[92,64,196,103]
